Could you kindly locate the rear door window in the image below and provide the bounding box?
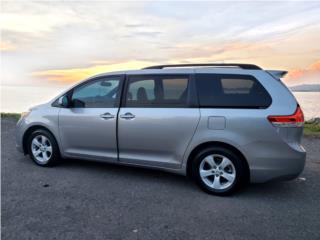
[195,74,271,108]
[125,75,189,107]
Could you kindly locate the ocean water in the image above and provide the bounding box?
[1,86,319,120]
[1,85,68,113]
[294,92,320,120]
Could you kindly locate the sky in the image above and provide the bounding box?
[1,0,320,91]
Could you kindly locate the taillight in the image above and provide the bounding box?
[268,105,304,127]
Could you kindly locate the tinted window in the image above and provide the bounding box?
[71,77,121,108]
[126,75,189,107]
[196,74,271,108]
[127,79,155,101]
[163,78,188,100]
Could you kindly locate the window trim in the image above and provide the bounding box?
[194,73,272,109]
[122,74,194,108]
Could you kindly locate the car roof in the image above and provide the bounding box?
[86,63,265,79]
[89,67,263,79]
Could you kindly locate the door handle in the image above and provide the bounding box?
[120,112,135,120]
[100,112,115,119]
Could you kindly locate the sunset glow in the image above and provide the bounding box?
[284,60,320,85]
[1,1,320,88]
[32,61,154,83]
[0,41,15,52]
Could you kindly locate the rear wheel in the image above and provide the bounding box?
[27,129,60,166]
[191,146,247,195]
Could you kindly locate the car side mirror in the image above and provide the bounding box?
[58,95,69,107]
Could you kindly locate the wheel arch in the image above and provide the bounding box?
[22,125,60,155]
[186,141,250,179]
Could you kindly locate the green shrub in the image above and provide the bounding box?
[304,118,320,136]
[1,113,21,120]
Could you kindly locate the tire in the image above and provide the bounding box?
[27,129,60,167]
[191,146,248,196]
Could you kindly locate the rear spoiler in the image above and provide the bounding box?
[266,70,288,80]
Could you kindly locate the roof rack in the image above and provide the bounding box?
[143,63,262,70]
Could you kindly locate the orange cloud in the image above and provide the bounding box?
[284,60,320,85]
[33,57,320,86]
[0,41,16,51]
[32,61,153,83]
[310,60,320,71]
[285,69,305,80]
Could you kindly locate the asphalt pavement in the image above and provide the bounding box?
[2,117,320,240]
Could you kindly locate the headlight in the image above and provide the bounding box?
[20,110,30,119]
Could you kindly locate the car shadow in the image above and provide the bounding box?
[61,157,195,189]
[239,179,307,199]
[57,158,305,197]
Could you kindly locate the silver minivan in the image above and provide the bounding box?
[16,63,306,195]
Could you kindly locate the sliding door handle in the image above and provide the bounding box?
[100,112,115,119]
[120,112,135,119]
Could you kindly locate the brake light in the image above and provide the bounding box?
[268,105,304,127]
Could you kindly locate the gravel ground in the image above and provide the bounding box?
[1,117,320,240]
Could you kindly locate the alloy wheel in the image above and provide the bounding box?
[31,135,53,164]
[199,154,236,190]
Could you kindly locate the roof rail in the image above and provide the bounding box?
[143,63,262,70]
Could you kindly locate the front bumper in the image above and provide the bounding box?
[15,118,26,154]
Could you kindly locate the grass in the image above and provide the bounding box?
[1,112,21,120]
[1,112,320,137]
[304,119,320,137]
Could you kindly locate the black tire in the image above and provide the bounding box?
[27,129,60,167]
[191,146,248,196]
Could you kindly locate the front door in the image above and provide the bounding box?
[59,75,123,162]
[118,74,200,168]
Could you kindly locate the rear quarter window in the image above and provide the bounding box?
[196,74,272,108]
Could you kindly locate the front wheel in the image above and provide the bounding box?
[27,129,60,166]
[191,147,248,195]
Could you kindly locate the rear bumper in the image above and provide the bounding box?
[246,141,306,183]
